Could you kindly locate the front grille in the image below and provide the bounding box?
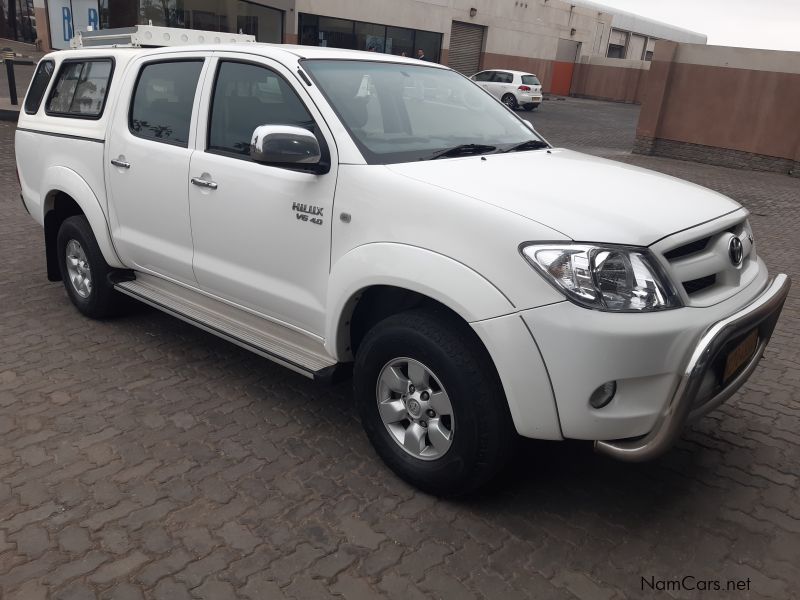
[657,218,757,306]
[664,237,710,261]
[683,274,716,295]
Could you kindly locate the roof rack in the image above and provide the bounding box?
[70,25,256,49]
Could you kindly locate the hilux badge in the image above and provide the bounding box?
[728,236,744,266]
[292,202,323,225]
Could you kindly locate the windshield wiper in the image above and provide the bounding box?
[425,144,497,160]
[502,139,550,153]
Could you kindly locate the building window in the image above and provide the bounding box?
[644,37,657,61]
[607,28,629,59]
[298,13,442,62]
[1,0,37,43]
[386,25,414,56]
[606,44,625,59]
[414,30,441,62]
[355,21,385,52]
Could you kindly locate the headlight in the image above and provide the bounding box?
[521,244,682,312]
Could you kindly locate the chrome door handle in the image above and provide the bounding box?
[110,157,130,169]
[191,177,218,190]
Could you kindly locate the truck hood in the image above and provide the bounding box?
[387,149,742,246]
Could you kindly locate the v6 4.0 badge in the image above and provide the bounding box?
[292,202,323,225]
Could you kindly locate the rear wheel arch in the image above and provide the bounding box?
[39,171,125,280]
[44,192,85,281]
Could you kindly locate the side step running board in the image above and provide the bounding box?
[114,277,338,381]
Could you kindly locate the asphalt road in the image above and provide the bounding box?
[1,98,799,599]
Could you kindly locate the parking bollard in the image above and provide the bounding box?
[2,50,17,106]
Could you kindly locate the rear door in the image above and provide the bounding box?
[489,71,514,99]
[105,54,209,285]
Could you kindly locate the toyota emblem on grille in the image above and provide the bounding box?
[729,236,744,266]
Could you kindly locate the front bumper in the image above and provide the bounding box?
[596,273,790,462]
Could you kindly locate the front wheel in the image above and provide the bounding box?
[354,308,515,496]
[502,93,518,110]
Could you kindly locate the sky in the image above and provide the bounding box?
[591,0,800,52]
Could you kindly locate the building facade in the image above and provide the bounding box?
[4,0,705,95]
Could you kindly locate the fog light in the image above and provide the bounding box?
[589,381,616,409]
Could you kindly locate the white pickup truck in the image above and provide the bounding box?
[15,28,790,495]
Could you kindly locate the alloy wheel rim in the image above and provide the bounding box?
[376,357,454,460]
[65,239,92,299]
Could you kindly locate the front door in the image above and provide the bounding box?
[188,56,338,337]
[106,55,208,285]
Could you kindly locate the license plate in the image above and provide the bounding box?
[723,329,759,383]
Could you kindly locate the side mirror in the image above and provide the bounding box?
[523,120,536,131]
[250,125,322,166]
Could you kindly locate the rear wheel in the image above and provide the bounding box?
[354,308,515,496]
[502,93,518,110]
[57,216,123,318]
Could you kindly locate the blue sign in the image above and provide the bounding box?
[62,7,73,42]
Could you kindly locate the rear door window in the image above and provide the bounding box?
[493,72,513,84]
[129,60,204,147]
[24,60,55,114]
[46,59,113,118]
[521,75,541,86]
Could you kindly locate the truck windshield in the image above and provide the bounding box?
[302,59,546,164]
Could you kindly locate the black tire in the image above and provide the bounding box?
[354,308,515,496]
[501,93,518,111]
[56,215,123,318]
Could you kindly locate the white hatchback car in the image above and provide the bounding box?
[471,69,543,110]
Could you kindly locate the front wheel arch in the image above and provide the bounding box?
[325,243,516,362]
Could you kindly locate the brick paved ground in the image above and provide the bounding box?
[1,98,799,600]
